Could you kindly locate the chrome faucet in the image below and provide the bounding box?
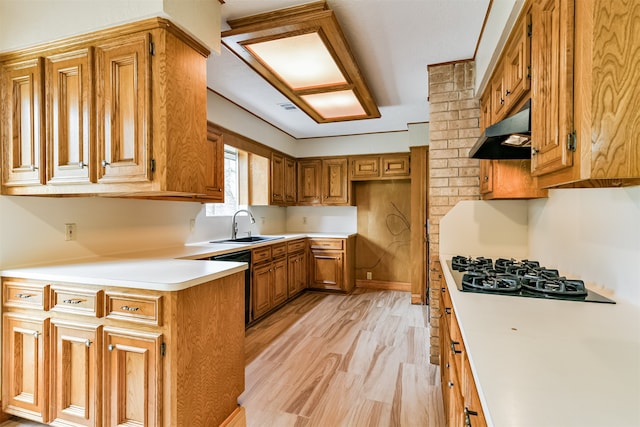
[231,209,256,240]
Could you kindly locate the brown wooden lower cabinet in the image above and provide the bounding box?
[440,285,487,427]
[308,236,355,292]
[287,251,307,297]
[252,243,290,321]
[1,272,245,426]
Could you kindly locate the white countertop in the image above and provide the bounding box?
[0,233,355,291]
[440,254,640,427]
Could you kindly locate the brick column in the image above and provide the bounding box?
[427,60,481,365]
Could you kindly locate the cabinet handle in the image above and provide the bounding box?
[483,175,489,182]
[500,97,504,105]
[30,165,38,171]
[85,339,91,348]
[120,305,140,312]
[505,89,511,96]
[451,341,462,354]
[63,298,84,305]
[448,381,454,388]
[445,307,452,315]
[16,293,33,299]
[441,287,446,293]
[464,407,479,427]
[108,344,115,352]
[79,162,87,168]
[531,148,538,156]
[33,331,40,339]
[445,362,450,369]
[101,160,110,167]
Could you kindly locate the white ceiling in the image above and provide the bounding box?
[207,0,490,139]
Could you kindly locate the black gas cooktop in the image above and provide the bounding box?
[448,256,615,304]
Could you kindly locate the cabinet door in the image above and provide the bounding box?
[270,152,285,205]
[504,12,531,111]
[46,49,93,185]
[297,159,322,204]
[381,154,410,178]
[479,160,493,195]
[252,263,272,319]
[351,157,379,180]
[96,33,151,184]
[1,58,45,187]
[50,320,100,426]
[272,258,288,306]
[309,250,343,291]
[104,328,161,427]
[288,252,307,297]
[2,314,49,422]
[490,69,506,122]
[284,156,297,204]
[530,0,574,176]
[322,158,349,205]
[205,127,224,201]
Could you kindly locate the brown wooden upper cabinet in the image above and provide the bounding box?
[270,152,297,206]
[0,18,222,200]
[350,153,410,180]
[205,125,225,202]
[531,0,640,188]
[297,157,351,205]
[478,4,546,200]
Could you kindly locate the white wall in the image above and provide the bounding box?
[0,196,202,268]
[286,206,357,234]
[0,0,220,53]
[528,187,640,305]
[474,0,525,95]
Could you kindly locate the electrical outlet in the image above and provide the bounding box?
[65,223,77,241]
[366,271,372,280]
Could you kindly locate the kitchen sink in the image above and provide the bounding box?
[210,236,284,244]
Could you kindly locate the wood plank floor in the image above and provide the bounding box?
[0,289,444,427]
[241,289,444,427]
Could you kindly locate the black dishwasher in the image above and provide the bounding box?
[210,250,251,325]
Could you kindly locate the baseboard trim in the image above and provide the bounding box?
[355,279,410,292]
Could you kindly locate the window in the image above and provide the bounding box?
[206,146,239,216]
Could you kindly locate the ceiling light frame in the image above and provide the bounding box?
[221,1,380,123]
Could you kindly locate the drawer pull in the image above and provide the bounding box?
[16,293,33,299]
[63,298,84,304]
[108,344,115,352]
[448,381,454,388]
[445,307,452,315]
[451,341,462,354]
[120,305,140,312]
[85,339,92,348]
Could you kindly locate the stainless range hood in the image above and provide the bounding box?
[469,100,531,159]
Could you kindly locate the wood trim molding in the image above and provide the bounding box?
[0,17,209,63]
[355,279,410,292]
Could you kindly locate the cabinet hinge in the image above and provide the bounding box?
[527,23,532,37]
[160,342,166,356]
[149,40,155,56]
[567,131,577,152]
[150,159,156,173]
[527,65,531,80]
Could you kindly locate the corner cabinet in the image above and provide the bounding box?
[0,18,218,200]
[308,237,355,292]
[1,272,245,426]
[297,158,351,205]
[530,0,640,188]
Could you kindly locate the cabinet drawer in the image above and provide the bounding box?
[309,238,344,250]
[381,154,410,177]
[271,242,287,258]
[287,239,306,253]
[51,286,103,317]
[105,292,162,326]
[252,246,272,264]
[3,279,49,310]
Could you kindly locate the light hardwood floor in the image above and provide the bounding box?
[1,289,444,427]
[241,289,444,426]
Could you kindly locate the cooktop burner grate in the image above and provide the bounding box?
[449,256,615,304]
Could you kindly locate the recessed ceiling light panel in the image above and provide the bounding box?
[222,1,380,123]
